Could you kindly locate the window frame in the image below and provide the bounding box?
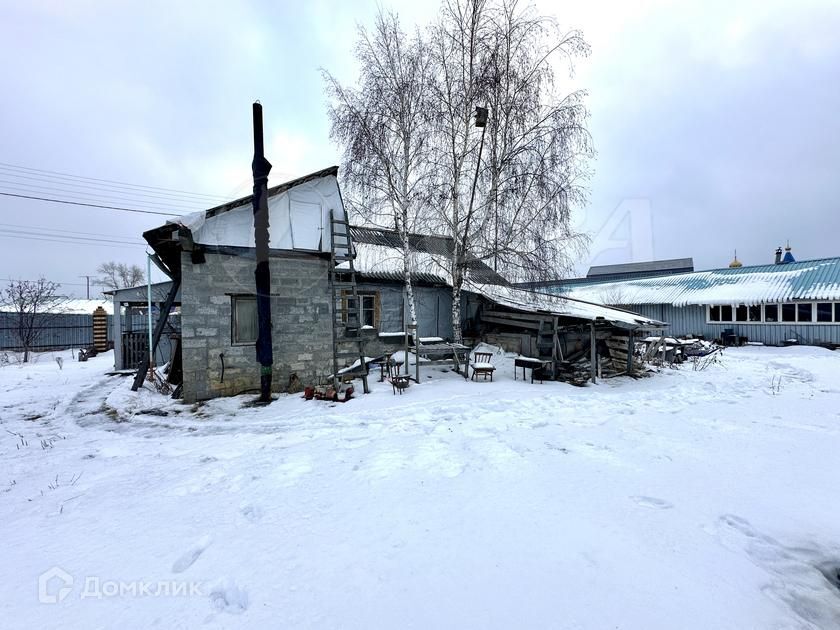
[342,290,380,329]
[231,294,259,346]
[705,301,839,324]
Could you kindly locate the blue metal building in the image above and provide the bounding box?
[545,255,840,346]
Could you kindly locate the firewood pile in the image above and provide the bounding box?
[555,357,592,386]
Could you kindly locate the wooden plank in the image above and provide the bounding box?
[480,314,542,330]
[483,310,552,324]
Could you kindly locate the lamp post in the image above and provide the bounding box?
[467,106,488,219]
[461,106,488,266]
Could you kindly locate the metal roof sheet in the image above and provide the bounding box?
[557,257,840,306]
[587,257,694,277]
[467,281,666,328]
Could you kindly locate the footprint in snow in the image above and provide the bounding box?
[713,514,840,628]
[240,504,264,522]
[172,535,212,573]
[631,496,673,509]
[209,579,249,614]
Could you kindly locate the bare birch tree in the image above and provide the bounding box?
[323,9,434,330]
[428,0,592,342]
[478,1,591,281]
[428,0,493,343]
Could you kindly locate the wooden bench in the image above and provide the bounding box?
[471,352,496,381]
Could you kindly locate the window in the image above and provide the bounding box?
[836,303,840,322]
[817,303,833,322]
[709,305,721,322]
[782,303,796,322]
[720,305,733,322]
[231,295,258,344]
[735,305,748,322]
[764,304,778,322]
[748,305,762,322]
[797,303,812,322]
[343,292,379,328]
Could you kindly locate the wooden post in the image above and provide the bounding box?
[131,278,181,392]
[661,334,666,365]
[408,323,418,383]
[112,298,122,370]
[590,323,597,384]
[626,330,634,372]
[92,307,108,352]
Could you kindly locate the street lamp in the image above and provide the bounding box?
[463,106,489,262]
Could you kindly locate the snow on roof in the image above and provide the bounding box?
[342,241,450,284]
[557,257,840,307]
[0,298,113,315]
[466,281,665,328]
[342,227,505,286]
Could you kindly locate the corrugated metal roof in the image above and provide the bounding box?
[587,258,695,277]
[467,281,666,328]
[347,227,507,286]
[557,257,840,306]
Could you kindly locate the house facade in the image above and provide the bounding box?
[141,166,668,402]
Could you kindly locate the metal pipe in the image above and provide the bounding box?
[146,253,153,370]
[251,102,274,403]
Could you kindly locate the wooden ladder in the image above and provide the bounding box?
[329,211,370,394]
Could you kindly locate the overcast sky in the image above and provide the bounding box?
[2,0,840,297]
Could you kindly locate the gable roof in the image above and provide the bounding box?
[587,257,695,279]
[198,166,339,220]
[558,256,840,306]
[144,166,347,274]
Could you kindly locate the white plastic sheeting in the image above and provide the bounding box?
[176,174,348,254]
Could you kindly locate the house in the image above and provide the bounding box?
[542,247,840,347]
[141,166,667,402]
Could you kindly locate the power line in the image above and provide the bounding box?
[0,228,143,246]
[0,180,205,212]
[1,277,93,287]
[0,221,143,241]
[0,192,181,217]
[0,233,146,249]
[0,168,223,206]
[0,161,231,202]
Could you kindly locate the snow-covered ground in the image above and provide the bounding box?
[2,346,840,629]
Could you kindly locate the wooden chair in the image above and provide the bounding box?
[471,352,496,381]
[389,374,411,395]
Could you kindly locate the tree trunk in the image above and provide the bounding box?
[403,236,418,328]
[451,282,463,344]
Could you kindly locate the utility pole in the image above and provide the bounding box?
[78,275,92,299]
[251,102,274,403]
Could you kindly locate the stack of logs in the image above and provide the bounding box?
[556,333,652,386]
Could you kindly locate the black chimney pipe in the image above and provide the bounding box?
[774,246,782,265]
[252,102,273,403]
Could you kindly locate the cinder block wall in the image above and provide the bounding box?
[179,251,334,402]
